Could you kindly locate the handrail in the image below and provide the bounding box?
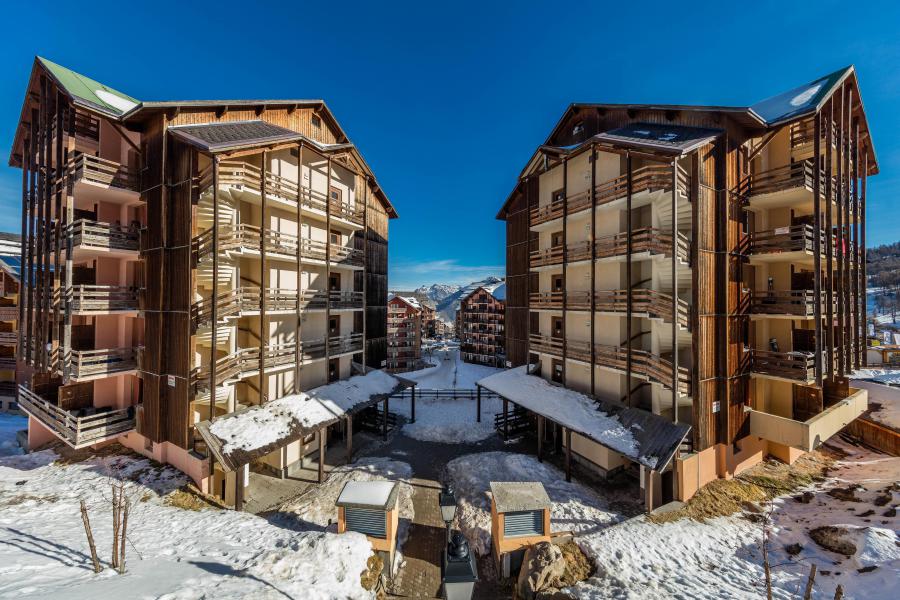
[750,349,815,382]
[192,223,362,265]
[748,289,828,317]
[18,385,135,448]
[191,287,332,327]
[747,224,826,255]
[54,285,140,312]
[66,154,139,192]
[63,219,140,252]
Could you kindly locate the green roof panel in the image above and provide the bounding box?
[37,57,140,116]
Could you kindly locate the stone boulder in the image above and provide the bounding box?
[516,542,566,600]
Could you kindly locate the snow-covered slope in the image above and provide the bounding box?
[433,276,504,322]
[413,283,460,305]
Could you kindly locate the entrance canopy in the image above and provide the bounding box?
[196,369,407,471]
[477,366,690,472]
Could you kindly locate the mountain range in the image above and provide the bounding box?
[403,276,504,322]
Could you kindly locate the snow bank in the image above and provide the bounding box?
[570,439,899,600]
[445,452,627,556]
[394,392,503,444]
[849,377,900,431]
[398,347,503,389]
[0,450,375,599]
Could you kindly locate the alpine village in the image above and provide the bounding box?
[0,7,898,600]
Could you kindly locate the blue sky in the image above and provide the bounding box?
[1,1,898,290]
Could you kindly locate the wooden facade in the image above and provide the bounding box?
[386,296,421,372]
[9,58,395,494]
[497,67,877,497]
[458,286,506,367]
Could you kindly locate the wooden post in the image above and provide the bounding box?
[476,385,481,423]
[852,117,860,371]
[34,79,45,371]
[18,133,29,360]
[295,142,304,392]
[210,157,219,424]
[325,156,333,370]
[345,416,353,463]
[259,149,268,403]
[410,385,416,423]
[52,91,63,363]
[564,427,572,482]
[382,397,388,440]
[835,85,845,375]
[62,101,75,382]
[861,149,867,365]
[671,160,680,418]
[317,427,325,483]
[503,397,509,439]
[812,112,823,387]
[843,89,852,373]
[825,100,835,379]
[362,178,368,368]
[590,143,597,397]
[561,157,568,385]
[537,415,544,462]
[626,153,633,406]
[235,464,245,511]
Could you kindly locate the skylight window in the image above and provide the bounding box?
[790,84,823,107]
[95,89,137,113]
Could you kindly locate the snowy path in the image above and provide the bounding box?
[397,347,503,390]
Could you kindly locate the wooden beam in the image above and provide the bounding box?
[861,150,868,366]
[295,142,304,393]
[590,144,597,397]
[476,385,481,423]
[345,417,353,463]
[852,116,861,371]
[843,88,853,374]
[537,415,544,462]
[382,397,388,441]
[210,157,220,425]
[671,160,680,417]
[812,112,823,387]
[235,465,245,511]
[317,427,325,483]
[565,427,572,482]
[836,85,845,375]
[626,153,633,406]
[260,150,268,403]
[825,100,835,380]
[325,157,333,373]
[561,157,568,385]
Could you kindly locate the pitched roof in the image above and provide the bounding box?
[595,122,722,155]
[749,66,852,126]
[168,120,354,154]
[38,56,139,117]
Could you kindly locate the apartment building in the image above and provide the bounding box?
[459,286,506,367]
[0,235,21,411]
[10,57,395,500]
[386,295,421,372]
[494,66,874,508]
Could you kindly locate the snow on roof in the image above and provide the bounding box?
[488,282,506,301]
[400,296,421,309]
[336,480,399,510]
[490,481,551,513]
[201,370,403,470]
[477,366,690,471]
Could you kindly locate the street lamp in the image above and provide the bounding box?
[439,483,457,525]
[442,531,478,600]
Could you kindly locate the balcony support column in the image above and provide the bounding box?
[835,85,846,376]
[824,101,835,379]
[860,149,868,366]
[19,131,31,365]
[35,78,46,372]
[210,156,220,426]
[62,100,76,383]
[561,157,568,385]
[41,80,54,371]
[626,153,634,407]
[52,91,65,362]
[590,144,596,397]
[294,142,304,392]
[671,160,680,418]
[842,89,853,375]
[851,117,860,371]
[325,157,332,372]
[812,112,823,387]
[260,150,268,403]
[362,176,369,369]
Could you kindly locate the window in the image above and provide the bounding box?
[552,188,565,204]
[551,231,564,247]
[552,275,563,292]
[329,273,341,291]
[552,317,563,338]
[330,229,342,245]
[329,186,342,206]
[311,114,321,128]
[552,359,563,384]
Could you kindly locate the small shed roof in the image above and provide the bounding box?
[168,120,355,154]
[336,480,399,511]
[477,366,690,471]
[490,482,551,513]
[595,122,722,155]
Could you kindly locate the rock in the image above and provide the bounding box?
[827,487,860,502]
[809,526,857,557]
[883,507,896,518]
[784,543,803,556]
[873,493,892,507]
[516,542,566,600]
[858,565,878,574]
[793,491,814,504]
[557,540,593,586]
[858,509,875,517]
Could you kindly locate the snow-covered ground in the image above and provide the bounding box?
[445,452,630,556]
[446,443,898,600]
[849,378,900,431]
[391,347,507,443]
[571,440,898,600]
[0,449,376,599]
[275,456,413,574]
[0,413,25,457]
[398,346,503,390]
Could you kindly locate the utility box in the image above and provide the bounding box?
[336,480,400,576]
[490,481,552,578]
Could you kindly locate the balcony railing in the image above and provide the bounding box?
[747,224,825,256]
[748,290,826,317]
[212,160,365,226]
[750,349,815,382]
[56,285,140,313]
[535,289,688,326]
[0,331,16,345]
[530,334,690,393]
[44,110,101,146]
[192,287,334,327]
[61,348,139,379]
[0,306,17,321]
[66,154,139,193]
[329,290,364,310]
[193,224,363,266]
[330,333,364,355]
[530,164,690,226]
[66,219,140,252]
[595,228,690,264]
[737,159,844,203]
[18,385,136,449]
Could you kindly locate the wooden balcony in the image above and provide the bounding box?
[595,228,690,264]
[748,290,828,318]
[530,163,690,228]
[750,349,815,383]
[0,306,17,321]
[738,159,845,210]
[193,225,363,268]
[789,118,837,160]
[213,160,365,227]
[66,154,139,194]
[193,339,330,387]
[18,385,136,449]
[0,331,16,345]
[329,333,364,355]
[61,285,140,314]
[530,289,688,327]
[529,245,564,269]
[68,219,140,253]
[529,334,563,356]
[329,290,364,310]
[62,347,139,380]
[44,110,101,148]
[746,224,832,265]
[191,287,331,328]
